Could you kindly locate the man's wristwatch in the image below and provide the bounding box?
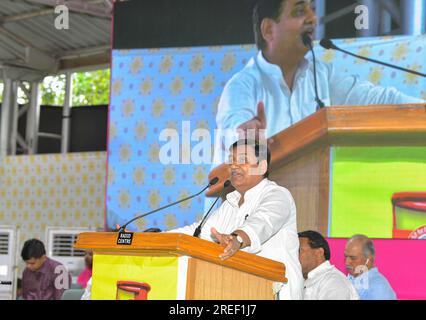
[231,232,243,248]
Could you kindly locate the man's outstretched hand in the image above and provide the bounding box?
[211,227,241,261]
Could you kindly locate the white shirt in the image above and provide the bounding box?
[303,261,359,300]
[80,277,92,300]
[213,51,425,164]
[171,178,304,300]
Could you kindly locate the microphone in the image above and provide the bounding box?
[302,33,326,110]
[193,180,231,238]
[320,38,426,78]
[143,227,161,232]
[117,177,219,233]
[319,38,337,50]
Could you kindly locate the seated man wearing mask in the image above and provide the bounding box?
[345,235,396,300]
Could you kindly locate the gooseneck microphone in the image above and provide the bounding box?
[320,38,426,78]
[117,177,219,233]
[193,180,231,238]
[302,33,325,110]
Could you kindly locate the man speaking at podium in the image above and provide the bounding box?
[172,139,303,300]
[213,0,424,166]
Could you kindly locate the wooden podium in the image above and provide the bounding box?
[75,232,286,300]
[207,104,426,236]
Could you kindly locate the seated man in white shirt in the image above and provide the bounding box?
[171,138,303,300]
[298,230,359,300]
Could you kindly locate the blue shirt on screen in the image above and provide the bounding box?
[348,267,397,300]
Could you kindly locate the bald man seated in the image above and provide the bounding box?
[345,235,396,300]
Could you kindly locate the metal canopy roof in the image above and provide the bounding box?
[0,0,111,78]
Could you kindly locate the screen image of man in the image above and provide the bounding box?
[212,0,425,165]
[171,139,303,300]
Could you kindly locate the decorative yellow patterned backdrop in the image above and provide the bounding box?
[0,152,106,258]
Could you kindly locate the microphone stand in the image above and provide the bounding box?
[118,177,219,233]
[193,180,231,238]
[302,33,326,110]
[320,39,426,78]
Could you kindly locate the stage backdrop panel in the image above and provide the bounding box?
[328,238,426,300]
[330,147,426,238]
[107,35,426,232]
[0,152,106,274]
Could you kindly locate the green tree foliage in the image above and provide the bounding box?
[73,69,110,106]
[40,74,66,105]
[40,69,110,106]
[0,82,29,104]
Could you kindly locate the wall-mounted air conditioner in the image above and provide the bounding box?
[0,226,19,300]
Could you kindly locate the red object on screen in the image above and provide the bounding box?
[392,192,426,239]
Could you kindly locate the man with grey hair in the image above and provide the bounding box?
[345,235,396,300]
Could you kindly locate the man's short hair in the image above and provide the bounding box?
[253,0,286,50]
[298,230,331,260]
[21,239,46,261]
[230,139,271,177]
[349,234,375,258]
